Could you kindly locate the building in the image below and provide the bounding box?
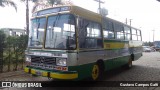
[0,28,26,37]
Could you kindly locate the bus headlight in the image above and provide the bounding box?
[56,58,67,66]
[25,56,31,62]
[25,56,31,66]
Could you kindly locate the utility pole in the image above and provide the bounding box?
[152,30,155,42]
[26,0,29,36]
[94,0,105,14]
[125,18,128,24]
[129,19,132,26]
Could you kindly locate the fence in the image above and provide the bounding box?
[0,31,28,73]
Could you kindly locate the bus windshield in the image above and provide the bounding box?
[29,18,46,48]
[29,14,76,50]
[45,14,76,50]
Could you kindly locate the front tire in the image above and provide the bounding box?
[91,63,104,80]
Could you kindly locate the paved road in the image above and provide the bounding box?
[1,52,160,90]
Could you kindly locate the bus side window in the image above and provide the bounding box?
[124,25,131,40]
[78,18,88,48]
[78,18,102,49]
[103,19,115,39]
[108,33,113,39]
[131,28,138,40]
[114,22,124,40]
[137,30,141,41]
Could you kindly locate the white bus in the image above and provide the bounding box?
[24,5,143,80]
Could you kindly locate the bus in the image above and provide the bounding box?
[24,5,143,80]
[153,41,160,51]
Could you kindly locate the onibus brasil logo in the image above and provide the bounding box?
[1,82,42,88]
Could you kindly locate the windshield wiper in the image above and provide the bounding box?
[54,34,58,48]
[52,15,59,39]
[52,15,60,48]
[36,22,40,39]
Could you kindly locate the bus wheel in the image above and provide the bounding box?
[91,63,103,80]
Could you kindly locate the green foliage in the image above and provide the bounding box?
[2,35,28,71]
[0,31,5,56]
[0,0,17,11]
[0,31,6,72]
[0,30,6,38]
[0,30,6,46]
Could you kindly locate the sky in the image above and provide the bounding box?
[0,0,160,42]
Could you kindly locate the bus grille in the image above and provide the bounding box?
[31,56,56,65]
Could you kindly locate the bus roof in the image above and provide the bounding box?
[71,6,102,23]
[33,5,140,30]
[32,5,102,23]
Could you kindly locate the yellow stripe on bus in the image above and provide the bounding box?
[42,72,48,77]
[24,67,78,79]
[24,68,29,73]
[104,42,128,49]
[31,69,36,74]
[50,72,78,79]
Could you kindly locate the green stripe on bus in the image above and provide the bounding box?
[104,39,129,43]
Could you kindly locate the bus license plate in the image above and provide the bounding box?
[36,71,42,76]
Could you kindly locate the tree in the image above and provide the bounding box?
[0,0,17,11]
[0,30,6,72]
[20,0,38,36]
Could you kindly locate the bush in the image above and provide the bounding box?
[0,31,6,72]
[2,34,28,71]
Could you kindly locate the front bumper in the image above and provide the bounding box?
[24,67,78,80]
